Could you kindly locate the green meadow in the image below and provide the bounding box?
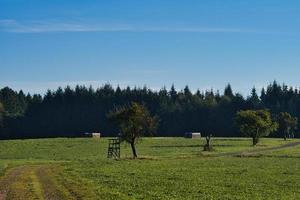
[0,137,299,200]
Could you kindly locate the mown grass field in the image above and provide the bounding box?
[0,137,299,199]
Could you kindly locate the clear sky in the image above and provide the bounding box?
[1,0,300,95]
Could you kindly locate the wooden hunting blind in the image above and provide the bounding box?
[107,138,120,159]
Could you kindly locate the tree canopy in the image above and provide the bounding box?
[108,102,158,158]
[235,109,278,145]
[277,112,298,140]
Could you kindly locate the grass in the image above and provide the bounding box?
[0,137,299,199]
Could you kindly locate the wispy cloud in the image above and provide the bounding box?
[0,19,272,34]
[0,19,131,33]
[130,69,168,75]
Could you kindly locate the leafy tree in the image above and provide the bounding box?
[108,102,159,158]
[277,112,298,140]
[235,110,278,145]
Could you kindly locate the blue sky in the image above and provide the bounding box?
[1,0,300,95]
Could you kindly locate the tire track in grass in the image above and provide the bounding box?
[0,165,82,200]
[36,165,78,200]
[6,166,43,200]
[217,141,300,157]
[0,166,26,200]
[0,166,43,200]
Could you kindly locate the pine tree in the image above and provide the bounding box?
[224,84,234,98]
[248,87,260,108]
[169,84,177,101]
[0,102,4,129]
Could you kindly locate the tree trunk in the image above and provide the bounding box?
[252,128,260,146]
[130,142,137,159]
[252,137,259,146]
[284,130,287,140]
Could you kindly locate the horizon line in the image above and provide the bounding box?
[0,80,297,96]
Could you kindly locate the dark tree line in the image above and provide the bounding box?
[0,81,300,139]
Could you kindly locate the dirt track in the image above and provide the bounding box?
[0,165,79,200]
[0,166,25,200]
[218,141,300,157]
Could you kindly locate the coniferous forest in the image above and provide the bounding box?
[0,81,300,139]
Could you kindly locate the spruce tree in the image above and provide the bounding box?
[224,84,234,98]
[169,84,177,101]
[248,87,260,108]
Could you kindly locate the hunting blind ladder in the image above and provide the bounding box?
[107,138,120,159]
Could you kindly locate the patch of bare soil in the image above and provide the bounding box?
[0,166,26,200]
[0,165,81,200]
[36,166,70,200]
